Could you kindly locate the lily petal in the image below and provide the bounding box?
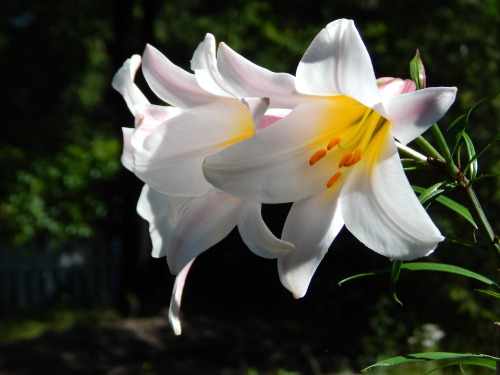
[136,185,195,258]
[237,200,294,259]
[296,19,380,108]
[341,126,444,260]
[203,99,352,203]
[142,44,214,108]
[256,108,292,131]
[191,34,234,97]
[386,86,457,145]
[377,78,416,100]
[112,55,150,116]
[133,104,182,131]
[217,42,305,108]
[121,127,135,172]
[241,97,270,130]
[169,258,195,336]
[136,99,253,196]
[167,189,244,273]
[279,189,344,298]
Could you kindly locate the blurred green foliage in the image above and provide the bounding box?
[0,0,498,371]
[1,0,498,243]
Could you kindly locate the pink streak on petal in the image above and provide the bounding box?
[257,108,292,131]
[378,78,416,99]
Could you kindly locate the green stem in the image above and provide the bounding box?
[423,124,497,264]
[396,142,427,162]
[457,177,500,270]
[430,124,461,175]
[415,135,443,160]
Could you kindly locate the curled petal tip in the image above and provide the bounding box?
[292,293,301,300]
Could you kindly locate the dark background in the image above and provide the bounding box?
[0,0,499,374]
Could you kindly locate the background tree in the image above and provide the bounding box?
[1,0,498,370]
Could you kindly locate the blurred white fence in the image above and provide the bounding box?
[0,240,121,311]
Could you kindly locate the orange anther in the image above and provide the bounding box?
[326,172,342,188]
[344,149,362,167]
[327,137,341,150]
[309,149,327,166]
[338,152,352,168]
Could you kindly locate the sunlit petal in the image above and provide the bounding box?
[135,99,253,196]
[296,19,379,108]
[112,55,149,116]
[136,185,196,258]
[169,258,195,336]
[134,104,182,131]
[377,78,416,100]
[386,87,457,144]
[278,189,344,298]
[121,127,134,172]
[241,97,270,130]
[237,200,294,259]
[256,108,292,131]
[142,44,214,108]
[341,127,444,260]
[167,189,244,273]
[191,34,234,97]
[203,100,339,203]
[217,42,305,108]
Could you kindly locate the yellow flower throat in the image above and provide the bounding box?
[307,96,390,188]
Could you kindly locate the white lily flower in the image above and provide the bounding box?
[203,19,457,298]
[129,35,300,196]
[113,42,295,333]
[113,49,294,270]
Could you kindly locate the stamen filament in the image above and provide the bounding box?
[358,111,386,151]
[326,172,342,188]
[339,108,373,149]
[309,149,327,166]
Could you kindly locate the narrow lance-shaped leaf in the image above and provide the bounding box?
[474,289,500,299]
[412,185,477,228]
[461,132,478,179]
[471,171,500,185]
[465,133,500,181]
[414,182,446,204]
[444,89,500,155]
[425,357,498,374]
[443,233,483,250]
[390,260,403,305]
[339,262,500,291]
[362,352,500,373]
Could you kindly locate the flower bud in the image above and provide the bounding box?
[410,49,427,90]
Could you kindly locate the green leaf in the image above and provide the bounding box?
[401,158,428,171]
[462,132,478,179]
[402,263,499,289]
[361,352,500,373]
[475,289,500,299]
[412,186,477,228]
[444,89,500,155]
[339,262,499,291]
[464,133,500,177]
[390,260,403,306]
[338,269,389,285]
[425,357,497,373]
[443,233,483,249]
[414,182,446,204]
[471,171,500,184]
